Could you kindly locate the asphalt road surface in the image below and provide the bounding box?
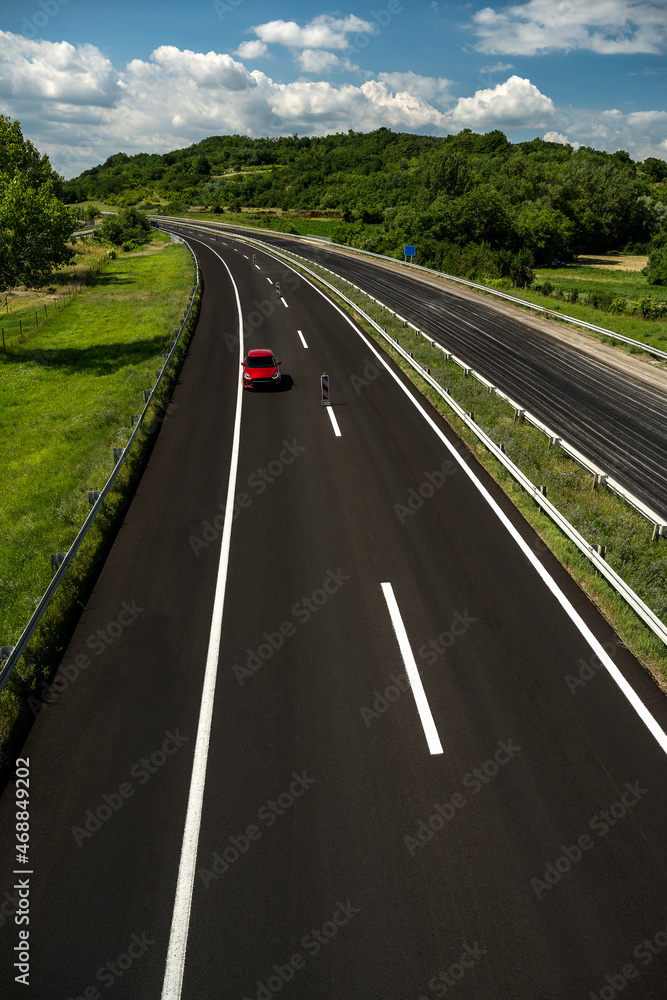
[218,229,667,522]
[0,230,666,1000]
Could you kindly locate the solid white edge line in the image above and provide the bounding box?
[238,241,667,758]
[161,237,245,999]
[326,405,342,437]
[381,583,443,755]
[297,329,308,348]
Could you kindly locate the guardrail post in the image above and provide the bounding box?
[131,414,140,425]
[113,448,123,465]
[593,473,607,490]
[88,490,101,506]
[50,552,67,572]
[514,408,524,422]
[143,389,151,403]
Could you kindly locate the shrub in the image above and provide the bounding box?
[93,207,152,247]
[636,296,666,319]
[645,227,667,286]
[589,289,613,311]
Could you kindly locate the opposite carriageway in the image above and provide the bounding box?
[207,227,667,524]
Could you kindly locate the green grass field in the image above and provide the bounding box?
[518,261,667,352]
[0,237,193,649]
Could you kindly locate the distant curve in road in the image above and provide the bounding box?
[222,229,667,521]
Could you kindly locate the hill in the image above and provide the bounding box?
[63,128,667,283]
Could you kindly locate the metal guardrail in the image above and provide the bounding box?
[158,219,667,528]
[152,215,667,363]
[318,266,667,533]
[0,235,200,695]
[208,229,667,649]
[205,226,665,534]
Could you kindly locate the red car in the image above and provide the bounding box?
[241,348,282,389]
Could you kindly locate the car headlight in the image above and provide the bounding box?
[272,370,280,379]
[243,372,252,380]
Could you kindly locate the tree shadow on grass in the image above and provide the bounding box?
[87,271,135,286]
[2,336,168,375]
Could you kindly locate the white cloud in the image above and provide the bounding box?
[2,33,665,178]
[472,0,667,56]
[0,30,119,107]
[296,49,357,73]
[235,40,269,60]
[376,71,453,104]
[556,105,667,160]
[479,62,515,74]
[252,14,374,51]
[141,46,255,91]
[0,38,450,176]
[451,75,554,126]
[543,130,581,149]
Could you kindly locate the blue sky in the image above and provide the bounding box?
[1,0,666,177]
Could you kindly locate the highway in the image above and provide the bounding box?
[0,230,666,999]
[220,229,667,522]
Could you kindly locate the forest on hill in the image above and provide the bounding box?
[64,128,667,285]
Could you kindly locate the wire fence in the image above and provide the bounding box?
[0,235,200,695]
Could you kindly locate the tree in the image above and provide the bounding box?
[645,227,667,285]
[642,157,667,183]
[0,116,76,290]
[93,207,152,247]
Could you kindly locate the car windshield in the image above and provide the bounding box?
[246,356,275,367]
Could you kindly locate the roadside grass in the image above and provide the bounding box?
[292,255,667,687]
[0,239,115,351]
[161,214,667,352]
[518,262,667,353]
[163,208,381,242]
[0,236,197,772]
